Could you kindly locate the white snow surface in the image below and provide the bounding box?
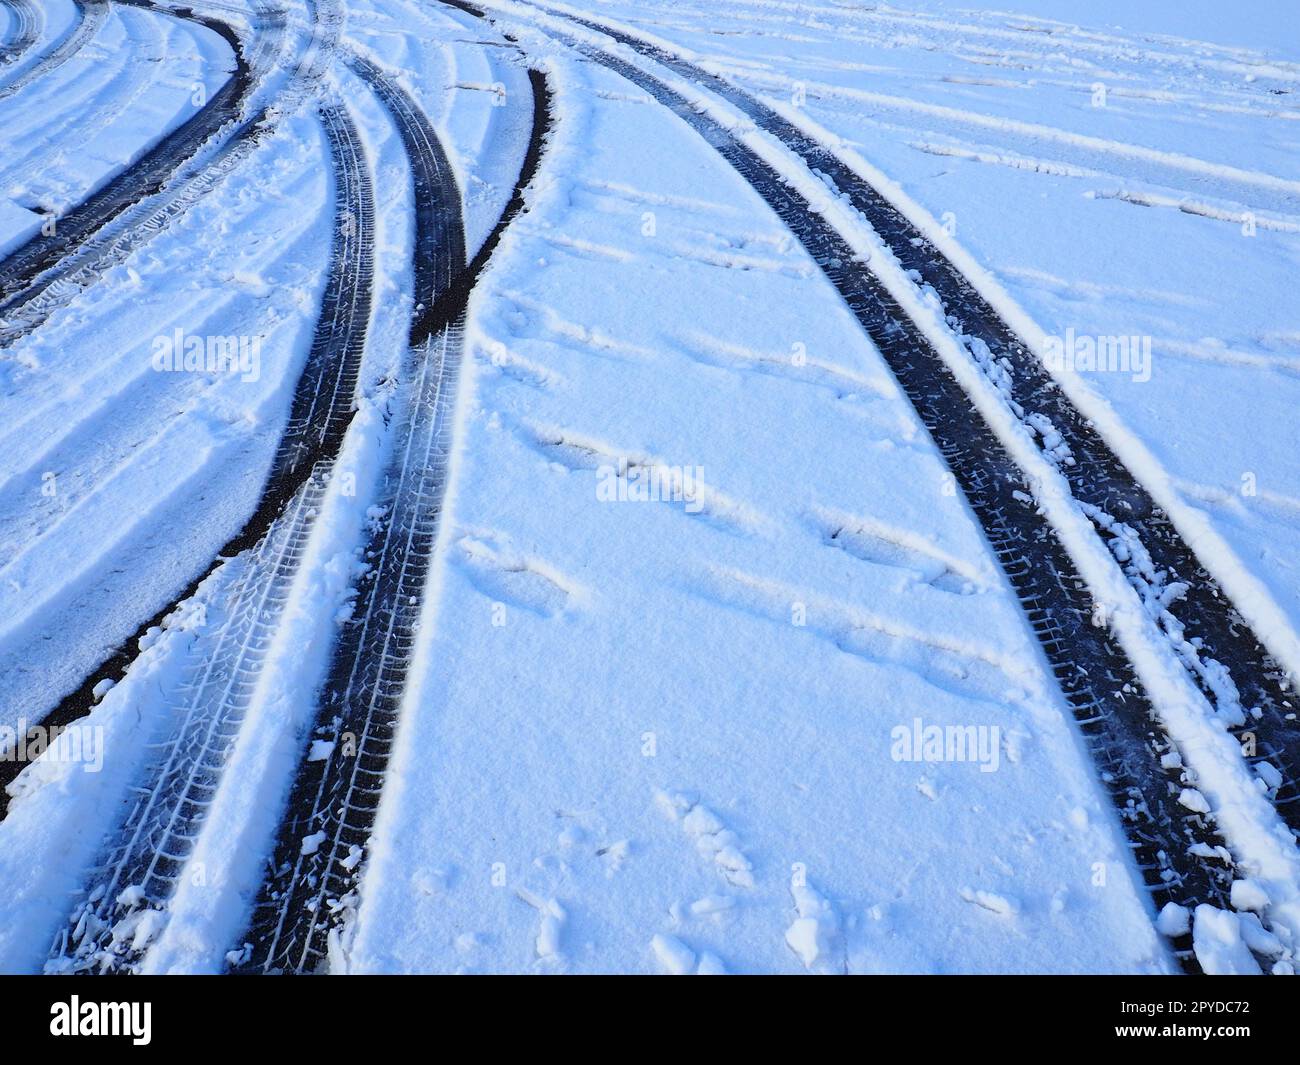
[0,0,1298,975]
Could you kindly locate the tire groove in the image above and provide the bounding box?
[0,0,259,325]
[0,0,40,68]
[46,101,377,972]
[466,3,1259,972]
[0,0,345,810]
[555,13,1300,843]
[230,58,552,975]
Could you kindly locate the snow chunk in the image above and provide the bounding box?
[300,831,327,856]
[656,790,755,888]
[1155,902,1190,938]
[1255,761,1284,792]
[682,804,725,839]
[307,740,335,762]
[785,881,841,971]
[116,884,146,910]
[537,907,565,959]
[110,906,166,954]
[517,888,567,960]
[1229,878,1269,914]
[1238,912,1285,959]
[1191,905,1262,975]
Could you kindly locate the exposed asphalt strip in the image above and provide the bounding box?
[550,11,1300,843]
[0,0,261,329]
[454,0,1275,972]
[0,0,346,807]
[0,0,39,67]
[0,1,108,104]
[228,58,553,976]
[45,101,375,972]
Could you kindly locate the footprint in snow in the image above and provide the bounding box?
[454,530,584,618]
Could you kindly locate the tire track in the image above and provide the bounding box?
[550,11,1300,847]
[0,0,261,335]
[46,102,375,973]
[0,3,166,190]
[0,0,107,104]
[229,60,552,976]
[0,0,39,67]
[0,0,341,348]
[460,3,1250,972]
[0,0,346,811]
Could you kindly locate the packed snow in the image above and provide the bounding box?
[0,0,1298,975]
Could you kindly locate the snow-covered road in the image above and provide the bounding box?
[0,0,1297,976]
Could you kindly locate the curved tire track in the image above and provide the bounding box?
[46,102,376,973]
[230,61,552,976]
[467,4,1249,972]
[0,0,345,348]
[0,3,167,191]
[0,0,261,336]
[0,1,107,104]
[551,14,1300,842]
[0,0,39,68]
[0,2,348,803]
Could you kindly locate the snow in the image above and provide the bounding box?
[0,2,234,229]
[1230,878,1271,914]
[1,0,1298,975]
[1155,902,1190,939]
[1192,905,1262,976]
[785,881,842,971]
[300,831,328,857]
[590,0,1300,695]
[0,195,40,258]
[650,932,695,974]
[344,17,1169,976]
